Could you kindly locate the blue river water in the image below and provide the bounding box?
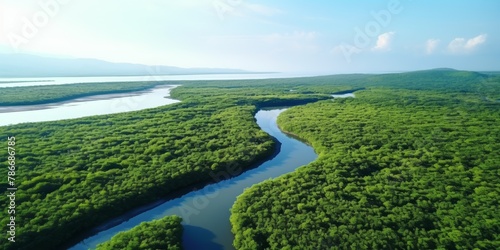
[68,108,317,250]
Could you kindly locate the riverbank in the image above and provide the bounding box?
[62,136,281,249]
[0,85,179,113]
[66,108,318,250]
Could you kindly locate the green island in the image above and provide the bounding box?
[96,216,183,250]
[0,69,498,249]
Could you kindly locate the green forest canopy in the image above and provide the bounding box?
[96,216,183,250]
[230,71,500,249]
[0,69,498,249]
[0,100,279,249]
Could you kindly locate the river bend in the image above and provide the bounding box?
[69,108,317,250]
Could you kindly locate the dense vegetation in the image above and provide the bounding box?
[0,69,498,249]
[2,69,498,106]
[0,100,279,249]
[230,71,500,249]
[96,216,183,250]
[0,75,330,249]
[0,81,169,105]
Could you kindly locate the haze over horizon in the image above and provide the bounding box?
[1,0,499,74]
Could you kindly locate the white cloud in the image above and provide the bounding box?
[425,39,440,54]
[448,34,487,54]
[372,32,395,51]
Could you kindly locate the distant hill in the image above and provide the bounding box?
[421,67,458,72]
[0,53,252,77]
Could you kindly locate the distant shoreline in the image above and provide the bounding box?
[0,80,54,84]
[0,72,275,79]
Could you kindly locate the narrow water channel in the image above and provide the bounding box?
[69,108,317,250]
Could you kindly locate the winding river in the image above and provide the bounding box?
[68,108,317,250]
[1,76,353,249]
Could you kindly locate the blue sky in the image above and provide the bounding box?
[0,0,498,73]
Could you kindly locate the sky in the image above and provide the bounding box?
[0,0,499,73]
